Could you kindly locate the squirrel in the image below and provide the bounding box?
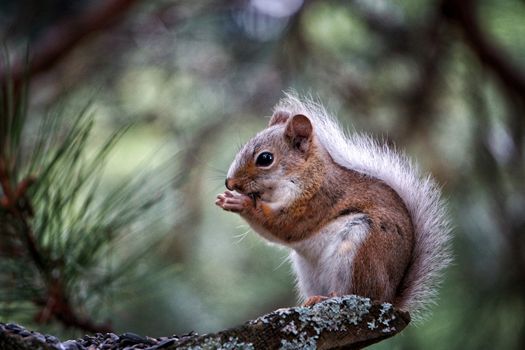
[215,93,451,320]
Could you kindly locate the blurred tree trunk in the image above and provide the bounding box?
[0,0,138,106]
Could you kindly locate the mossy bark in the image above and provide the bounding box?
[0,295,410,350]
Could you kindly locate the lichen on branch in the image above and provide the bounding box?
[0,295,410,350]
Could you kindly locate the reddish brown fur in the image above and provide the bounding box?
[222,115,415,307]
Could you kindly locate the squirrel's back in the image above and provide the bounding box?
[273,93,452,320]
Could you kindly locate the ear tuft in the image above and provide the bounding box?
[269,111,290,126]
[285,114,313,152]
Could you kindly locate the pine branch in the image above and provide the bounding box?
[1,82,174,333]
[0,117,115,333]
[0,295,410,350]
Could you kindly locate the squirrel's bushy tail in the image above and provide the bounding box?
[274,92,453,321]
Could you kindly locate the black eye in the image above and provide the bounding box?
[256,152,274,167]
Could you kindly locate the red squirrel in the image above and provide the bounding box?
[215,94,451,320]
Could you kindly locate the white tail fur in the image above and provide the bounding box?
[274,93,452,320]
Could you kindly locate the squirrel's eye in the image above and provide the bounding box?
[256,152,274,167]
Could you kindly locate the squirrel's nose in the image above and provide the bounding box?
[226,177,244,192]
[225,178,234,191]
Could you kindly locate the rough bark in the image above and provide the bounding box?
[0,295,410,350]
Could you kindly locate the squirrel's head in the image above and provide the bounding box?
[225,112,318,203]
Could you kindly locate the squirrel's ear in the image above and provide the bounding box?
[285,114,313,152]
[269,111,290,126]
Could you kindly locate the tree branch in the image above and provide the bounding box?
[441,0,525,100]
[0,295,410,350]
[0,0,139,92]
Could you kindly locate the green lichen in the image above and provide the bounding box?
[300,295,372,332]
[182,336,254,350]
[249,295,382,349]
[281,320,298,335]
[275,295,372,350]
[377,303,395,330]
[280,331,317,350]
[251,307,292,325]
[367,302,397,333]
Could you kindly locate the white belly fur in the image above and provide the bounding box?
[289,213,370,300]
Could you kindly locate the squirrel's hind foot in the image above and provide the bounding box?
[302,292,339,307]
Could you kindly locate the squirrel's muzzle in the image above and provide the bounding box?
[225,178,239,192]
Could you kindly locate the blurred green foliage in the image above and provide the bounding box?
[1,0,525,349]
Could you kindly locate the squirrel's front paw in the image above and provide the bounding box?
[215,190,252,213]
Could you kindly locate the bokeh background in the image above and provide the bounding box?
[1,0,525,349]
